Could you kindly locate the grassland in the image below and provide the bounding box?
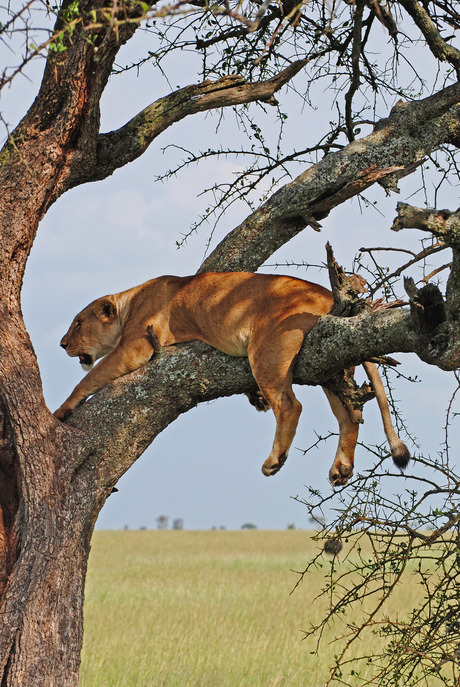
[80,530,420,687]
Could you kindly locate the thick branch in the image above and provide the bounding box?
[199,82,460,273]
[84,60,308,185]
[66,206,460,483]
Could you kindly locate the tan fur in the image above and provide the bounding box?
[55,272,410,485]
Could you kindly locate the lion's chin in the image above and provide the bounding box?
[79,354,94,371]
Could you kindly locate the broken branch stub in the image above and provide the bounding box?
[326,242,370,317]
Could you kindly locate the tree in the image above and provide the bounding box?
[156,515,169,530]
[0,0,459,684]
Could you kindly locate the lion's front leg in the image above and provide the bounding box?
[54,336,154,420]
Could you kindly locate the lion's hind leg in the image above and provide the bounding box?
[248,331,304,477]
[322,387,360,487]
[260,384,302,476]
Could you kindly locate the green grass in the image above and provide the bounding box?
[80,530,419,687]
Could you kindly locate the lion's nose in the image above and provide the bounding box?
[60,341,68,350]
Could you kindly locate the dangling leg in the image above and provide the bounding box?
[322,387,360,487]
[248,331,304,476]
[259,381,302,476]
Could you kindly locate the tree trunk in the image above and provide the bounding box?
[0,304,98,683]
[0,6,135,680]
[0,498,92,686]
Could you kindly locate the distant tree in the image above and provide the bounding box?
[172,518,184,530]
[0,1,459,684]
[156,515,169,530]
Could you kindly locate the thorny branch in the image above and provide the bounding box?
[294,432,460,686]
[359,242,449,296]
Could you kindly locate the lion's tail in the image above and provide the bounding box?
[362,361,411,469]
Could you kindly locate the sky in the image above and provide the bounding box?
[1,10,459,530]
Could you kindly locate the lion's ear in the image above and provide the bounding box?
[97,299,117,323]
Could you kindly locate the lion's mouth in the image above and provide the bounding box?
[79,354,94,371]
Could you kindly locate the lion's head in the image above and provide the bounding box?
[60,297,122,370]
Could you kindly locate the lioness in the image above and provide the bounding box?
[55,272,410,485]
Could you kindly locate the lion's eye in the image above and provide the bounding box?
[75,320,81,328]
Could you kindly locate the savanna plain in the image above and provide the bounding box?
[80,530,420,687]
